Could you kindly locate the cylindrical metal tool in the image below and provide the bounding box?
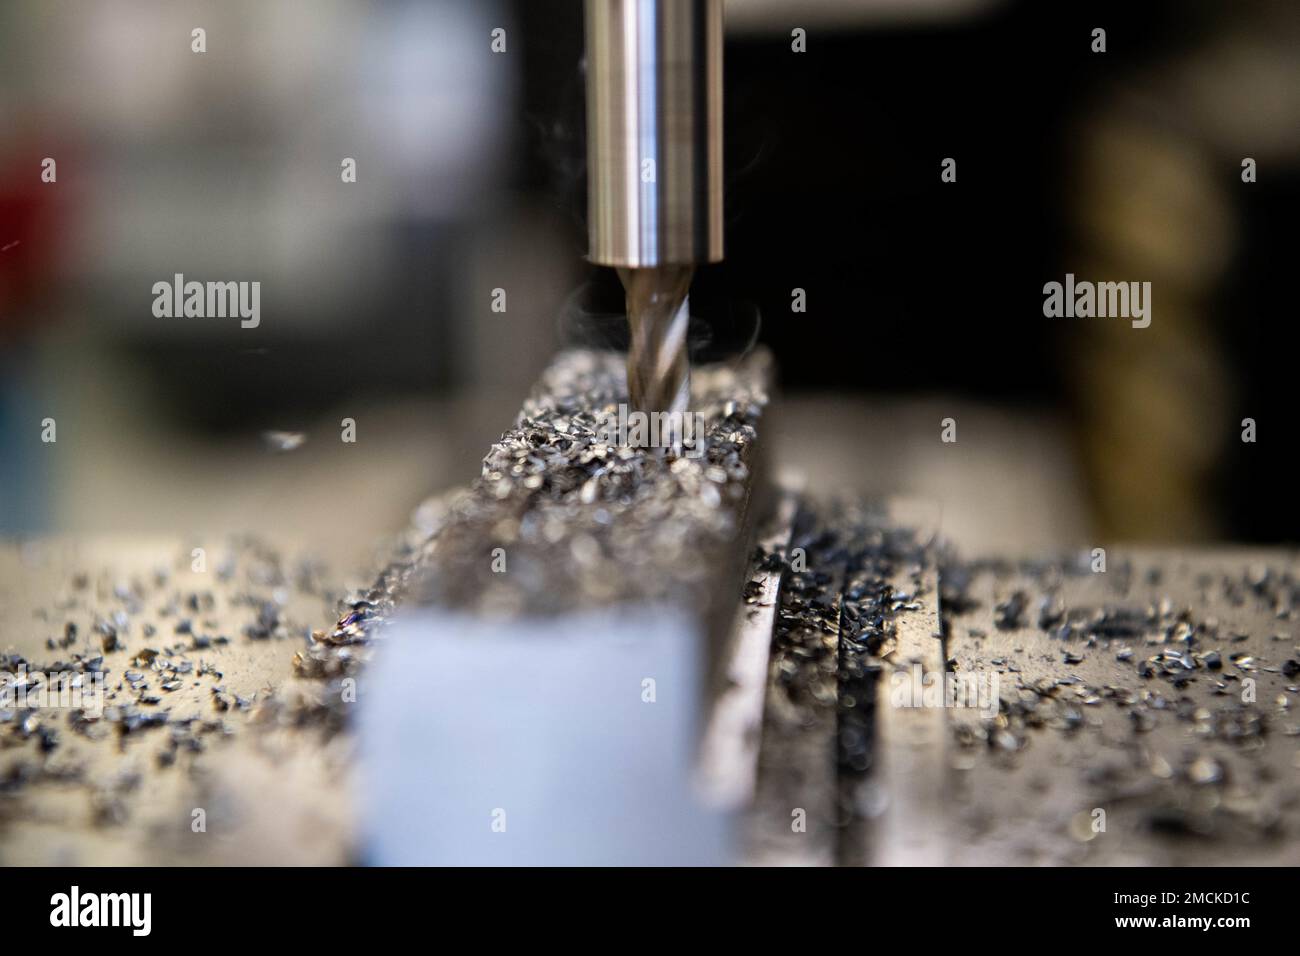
[585,0,724,268]
[586,0,723,419]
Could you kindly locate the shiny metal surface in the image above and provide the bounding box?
[586,0,724,267]
[620,265,693,419]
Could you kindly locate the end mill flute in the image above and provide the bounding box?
[585,0,724,420]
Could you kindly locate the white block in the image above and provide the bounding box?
[359,605,730,865]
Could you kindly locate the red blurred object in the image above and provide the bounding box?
[0,143,66,344]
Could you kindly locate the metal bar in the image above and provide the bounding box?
[696,487,800,808]
[356,346,776,864]
[302,347,774,684]
[741,501,847,866]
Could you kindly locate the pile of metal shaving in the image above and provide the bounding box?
[295,347,771,680]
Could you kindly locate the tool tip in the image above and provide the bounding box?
[619,265,694,419]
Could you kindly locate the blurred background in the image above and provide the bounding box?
[2,0,1297,564]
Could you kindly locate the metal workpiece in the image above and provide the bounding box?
[401,346,771,625]
[585,0,724,269]
[295,344,774,698]
[359,347,774,864]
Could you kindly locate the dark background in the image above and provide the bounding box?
[1,0,1295,544]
